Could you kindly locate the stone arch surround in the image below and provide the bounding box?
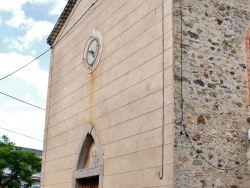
[73,123,104,188]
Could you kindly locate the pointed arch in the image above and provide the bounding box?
[74,123,103,188]
[246,27,250,105]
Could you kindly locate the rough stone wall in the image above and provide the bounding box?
[246,28,250,105]
[173,0,250,187]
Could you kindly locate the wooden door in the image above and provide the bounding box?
[79,176,99,188]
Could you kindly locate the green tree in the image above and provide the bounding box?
[0,135,41,188]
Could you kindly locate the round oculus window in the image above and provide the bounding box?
[86,39,99,65]
[83,30,102,73]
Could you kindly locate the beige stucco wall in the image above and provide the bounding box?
[41,0,174,187]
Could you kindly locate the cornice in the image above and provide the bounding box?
[47,0,77,46]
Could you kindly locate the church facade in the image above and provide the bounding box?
[42,0,250,187]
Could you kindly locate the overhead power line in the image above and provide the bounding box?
[0,91,45,111]
[0,1,100,110]
[0,0,100,82]
[0,47,52,81]
[52,0,99,47]
[0,126,43,142]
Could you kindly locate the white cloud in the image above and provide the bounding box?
[5,100,20,107]
[5,94,35,108]
[24,93,35,103]
[2,0,55,51]
[0,0,66,15]
[0,17,2,26]
[30,50,37,56]
[0,0,28,12]
[0,110,45,149]
[5,20,54,51]
[6,9,33,29]
[0,52,48,98]
[1,0,66,51]
[49,0,68,15]
[28,0,67,15]
[1,0,66,32]
[4,37,24,51]
[24,21,54,44]
[0,0,66,151]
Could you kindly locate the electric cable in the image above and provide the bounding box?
[179,0,250,171]
[52,0,99,47]
[54,0,83,46]
[159,0,165,180]
[0,0,100,110]
[0,91,45,111]
[0,126,43,142]
[0,47,52,81]
[0,0,100,81]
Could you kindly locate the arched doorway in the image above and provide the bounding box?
[74,123,103,188]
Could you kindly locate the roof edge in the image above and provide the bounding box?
[47,0,77,46]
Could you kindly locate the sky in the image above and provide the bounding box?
[0,0,67,150]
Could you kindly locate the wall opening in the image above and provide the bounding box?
[77,176,99,188]
[74,123,103,188]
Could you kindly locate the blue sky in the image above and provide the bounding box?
[0,0,67,150]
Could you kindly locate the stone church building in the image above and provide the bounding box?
[42,0,250,187]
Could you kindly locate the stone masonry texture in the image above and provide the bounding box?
[173,0,250,187]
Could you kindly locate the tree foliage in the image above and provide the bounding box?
[0,135,41,188]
